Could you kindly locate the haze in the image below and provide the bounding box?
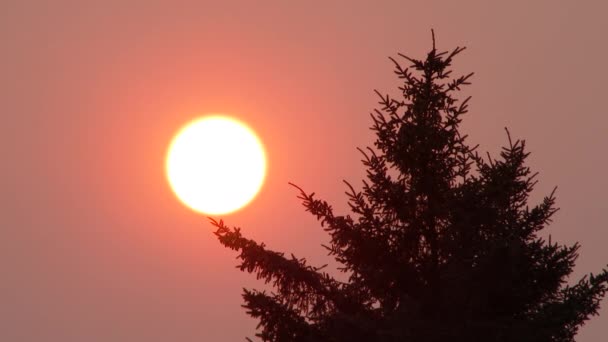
[2,1,607,341]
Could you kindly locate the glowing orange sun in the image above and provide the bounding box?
[166,115,266,215]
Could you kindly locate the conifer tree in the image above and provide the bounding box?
[211,33,608,342]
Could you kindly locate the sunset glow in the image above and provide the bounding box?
[166,116,266,215]
[6,2,608,341]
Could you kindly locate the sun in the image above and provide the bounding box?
[166,115,267,215]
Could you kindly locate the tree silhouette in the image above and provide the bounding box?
[211,33,608,341]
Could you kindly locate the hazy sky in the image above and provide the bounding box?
[2,1,607,341]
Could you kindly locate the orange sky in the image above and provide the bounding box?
[2,1,607,341]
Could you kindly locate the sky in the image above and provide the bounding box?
[2,1,607,341]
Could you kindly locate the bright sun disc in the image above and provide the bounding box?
[166,116,266,215]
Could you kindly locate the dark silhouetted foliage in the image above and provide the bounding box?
[211,33,608,341]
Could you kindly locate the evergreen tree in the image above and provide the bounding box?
[211,33,608,342]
